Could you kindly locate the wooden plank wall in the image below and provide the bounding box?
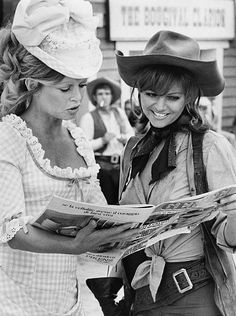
[91,0,119,81]
[223,22,236,132]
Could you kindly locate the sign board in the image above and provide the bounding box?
[108,0,235,41]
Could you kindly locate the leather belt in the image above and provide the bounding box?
[134,258,212,313]
[95,154,120,165]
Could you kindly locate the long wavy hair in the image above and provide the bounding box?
[130,64,209,133]
[0,24,64,118]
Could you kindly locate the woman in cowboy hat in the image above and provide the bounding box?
[87,30,236,316]
[0,0,139,315]
[80,76,134,204]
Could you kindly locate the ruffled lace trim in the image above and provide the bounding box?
[0,214,32,243]
[2,114,100,179]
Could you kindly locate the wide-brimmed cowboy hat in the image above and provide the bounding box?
[87,77,121,105]
[12,0,102,79]
[116,30,224,96]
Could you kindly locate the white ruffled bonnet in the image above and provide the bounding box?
[12,0,103,79]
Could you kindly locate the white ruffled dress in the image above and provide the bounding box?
[0,114,106,316]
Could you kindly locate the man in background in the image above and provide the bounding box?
[124,99,138,129]
[80,77,134,204]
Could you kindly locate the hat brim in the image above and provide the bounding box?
[87,77,121,105]
[116,51,225,97]
[25,46,103,79]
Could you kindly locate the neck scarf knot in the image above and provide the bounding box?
[130,112,191,184]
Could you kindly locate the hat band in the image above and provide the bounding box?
[40,35,100,54]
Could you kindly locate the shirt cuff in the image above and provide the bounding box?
[0,215,33,243]
[216,221,236,254]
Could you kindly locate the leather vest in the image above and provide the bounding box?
[90,109,107,154]
[90,107,127,154]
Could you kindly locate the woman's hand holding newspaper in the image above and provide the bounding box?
[68,221,140,255]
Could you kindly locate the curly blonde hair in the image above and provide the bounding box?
[0,24,64,118]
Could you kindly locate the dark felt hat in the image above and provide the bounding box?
[116,30,225,96]
[87,77,121,105]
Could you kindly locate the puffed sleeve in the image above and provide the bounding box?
[203,131,236,252]
[70,123,107,206]
[0,123,32,243]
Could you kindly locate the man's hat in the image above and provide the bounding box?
[116,30,225,96]
[87,77,121,105]
[12,0,103,79]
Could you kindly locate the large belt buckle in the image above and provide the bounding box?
[110,154,119,164]
[172,268,193,293]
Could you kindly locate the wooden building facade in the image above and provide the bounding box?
[1,0,236,132]
[91,0,236,133]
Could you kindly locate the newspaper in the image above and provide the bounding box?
[31,184,236,265]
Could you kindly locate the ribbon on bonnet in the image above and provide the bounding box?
[12,0,98,47]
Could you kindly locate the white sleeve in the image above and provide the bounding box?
[205,132,236,190]
[204,132,236,252]
[117,108,135,140]
[79,112,94,140]
[79,112,105,152]
[0,123,32,243]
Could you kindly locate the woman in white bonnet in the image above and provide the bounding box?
[0,0,139,315]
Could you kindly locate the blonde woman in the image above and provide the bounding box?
[0,0,138,315]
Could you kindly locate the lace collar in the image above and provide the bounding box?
[2,114,100,179]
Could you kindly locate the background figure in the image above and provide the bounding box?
[198,96,217,127]
[0,1,139,315]
[80,77,134,204]
[124,98,138,128]
[199,96,236,146]
[124,98,149,136]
